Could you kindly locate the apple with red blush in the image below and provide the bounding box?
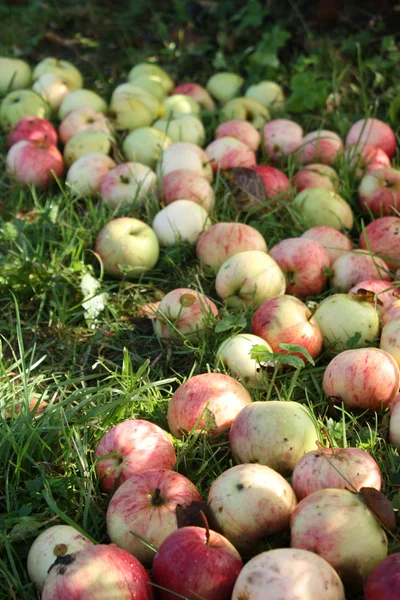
[293,163,339,193]
[330,250,391,292]
[7,117,57,148]
[59,107,113,145]
[345,118,396,158]
[171,82,215,110]
[344,143,391,176]
[66,153,116,198]
[358,167,400,215]
[205,137,256,171]
[365,552,400,600]
[161,169,215,212]
[349,279,398,317]
[263,118,303,161]
[6,140,63,188]
[359,216,400,270]
[296,130,343,165]
[215,120,261,150]
[389,393,400,447]
[300,226,353,265]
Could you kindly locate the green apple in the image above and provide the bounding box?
[0,57,32,93]
[292,187,354,231]
[220,97,270,129]
[153,115,205,146]
[206,72,244,104]
[162,95,201,118]
[245,81,285,112]
[32,57,83,90]
[32,73,70,111]
[59,89,107,120]
[64,130,113,167]
[127,64,174,94]
[216,334,273,388]
[108,96,153,131]
[0,90,50,131]
[111,83,161,120]
[122,127,173,168]
[95,217,160,278]
[127,75,166,100]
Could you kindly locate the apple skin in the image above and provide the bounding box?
[27,525,93,590]
[263,119,303,160]
[95,419,176,493]
[0,89,50,131]
[330,250,391,292]
[157,142,213,182]
[245,81,285,111]
[129,74,166,101]
[161,169,215,212]
[153,115,205,146]
[206,72,244,104]
[360,216,400,270]
[358,167,400,215]
[292,187,354,230]
[269,237,330,297]
[345,118,396,158]
[365,553,400,600]
[232,549,345,600]
[172,82,216,110]
[152,526,243,600]
[216,333,273,388]
[344,143,391,176]
[196,222,267,272]
[349,279,398,317]
[95,217,159,278]
[0,57,31,93]
[205,137,256,172]
[296,130,343,165]
[7,117,57,148]
[41,544,153,600]
[32,57,83,91]
[123,127,172,168]
[251,294,323,360]
[153,200,211,245]
[100,162,157,208]
[208,463,297,552]
[220,97,270,129]
[301,226,353,265]
[229,401,319,475]
[254,165,291,199]
[215,250,286,308]
[59,107,113,145]
[291,488,387,589]
[63,130,113,167]
[111,84,161,121]
[215,120,261,150]
[293,163,339,193]
[32,73,70,111]
[292,447,382,501]
[162,94,201,118]
[382,300,400,324]
[66,153,116,198]
[389,393,400,448]
[128,63,174,94]
[59,89,107,120]
[6,140,64,188]
[153,288,218,342]
[167,372,252,439]
[380,318,400,368]
[106,469,202,565]
[323,347,400,411]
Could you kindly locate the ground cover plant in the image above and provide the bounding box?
[1,1,400,598]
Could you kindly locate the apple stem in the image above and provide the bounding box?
[321,426,335,454]
[153,488,162,505]
[200,510,210,546]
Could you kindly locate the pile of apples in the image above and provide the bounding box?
[2,55,400,598]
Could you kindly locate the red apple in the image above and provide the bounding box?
[293,163,339,193]
[359,216,400,270]
[346,118,396,158]
[380,318,400,368]
[253,165,291,199]
[358,167,400,215]
[296,130,343,165]
[59,107,113,145]
[7,117,57,148]
[172,82,215,109]
[344,143,391,176]
[152,526,243,600]
[389,393,400,447]
[161,169,215,212]
[263,119,303,161]
[330,250,391,292]
[205,137,256,172]
[95,419,176,493]
[66,152,116,198]
[301,226,353,265]
[6,140,63,187]
[349,279,398,317]
[215,120,260,150]
[365,553,400,600]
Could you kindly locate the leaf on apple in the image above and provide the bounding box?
[215,313,247,333]
[176,501,220,532]
[358,487,396,532]
[227,167,267,213]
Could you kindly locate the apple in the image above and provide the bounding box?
[216,333,273,388]
[293,163,339,193]
[27,525,93,590]
[251,294,323,360]
[290,488,388,589]
[0,89,50,131]
[6,140,63,188]
[380,318,400,368]
[32,57,83,90]
[0,57,31,93]
[106,469,202,565]
[172,82,215,109]
[358,167,400,215]
[300,225,353,265]
[128,63,174,93]
[63,130,113,167]
[196,222,267,272]
[263,119,303,161]
[360,216,400,270]
[292,447,382,501]
[208,463,297,552]
[215,250,286,308]
[41,544,153,600]
[296,130,343,165]
[330,250,391,292]
[313,293,380,352]
[95,419,176,493]
[66,153,116,198]
[162,94,201,118]
[32,73,69,110]
[269,237,330,297]
[220,97,270,129]
[58,89,107,120]
[382,299,400,324]
[152,200,211,245]
[254,165,291,202]
[389,394,400,447]
[7,117,57,148]
[153,114,205,146]
[111,84,160,119]
[95,217,159,278]
[205,137,256,172]
[157,142,213,182]
[122,127,173,168]
[349,279,399,317]
[59,107,113,145]
[162,169,215,212]
[153,287,218,342]
[245,81,285,111]
[345,118,396,158]
[292,187,354,230]
[100,162,157,208]
[109,96,153,131]
[128,74,166,100]
[232,549,345,600]
[215,120,260,150]
[230,401,319,475]
[152,525,243,600]
[323,347,400,411]
[344,143,391,176]
[167,372,252,438]
[365,553,400,600]
[206,72,244,103]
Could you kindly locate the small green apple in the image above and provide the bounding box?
[153,115,205,146]
[292,187,354,231]
[111,83,161,120]
[0,90,50,131]
[0,57,32,93]
[220,97,270,129]
[122,127,173,168]
[245,81,285,112]
[162,95,201,118]
[32,57,83,90]
[108,96,153,131]
[206,72,244,104]
[127,75,166,100]
[64,130,113,167]
[59,89,107,120]
[127,64,174,94]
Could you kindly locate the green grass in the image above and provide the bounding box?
[1,1,400,598]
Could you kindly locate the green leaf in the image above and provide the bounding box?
[215,313,247,333]
[287,72,330,113]
[249,26,291,70]
[345,331,362,349]
[249,344,305,369]
[279,343,315,366]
